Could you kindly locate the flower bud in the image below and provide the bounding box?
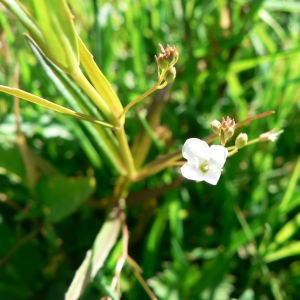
[165,45,179,66]
[223,127,234,139]
[156,54,169,70]
[235,133,248,149]
[221,116,235,130]
[211,120,222,135]
[163,67,176,83]
[157,44,179,69]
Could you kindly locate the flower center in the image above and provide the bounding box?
[199,161,209,173]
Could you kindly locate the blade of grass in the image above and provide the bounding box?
[229,48,300,73]
[278,155,300,214]
[264,241,300,263]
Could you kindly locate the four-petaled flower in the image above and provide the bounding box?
[181,138,228,185]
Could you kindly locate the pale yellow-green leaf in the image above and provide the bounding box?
[0,85,115,128]
[91,208,122,277]
[65,250,92,300]
[65,208,121,300]
[78,36,124,121]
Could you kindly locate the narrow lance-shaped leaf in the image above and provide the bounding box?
[78,36,124,121]
[65,250,92,300]
[0,85,116,128]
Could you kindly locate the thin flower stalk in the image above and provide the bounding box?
[119,70,167,119]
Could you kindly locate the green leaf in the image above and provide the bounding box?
[0,144,26,183]
[274,212,300,245]
[0,85,115,128]
[229,48,300,73]
[142,199,170,278]
[35,175,96,223]
[278,155,300,214]
[263,1,300,12]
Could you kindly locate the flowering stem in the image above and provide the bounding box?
[119,71,166,119]
[246,138,260,146]
[72,68,136,178]
[228,147,238,157]
[157,82,168,90]
[115,129,136,179]
[134,159,182,182]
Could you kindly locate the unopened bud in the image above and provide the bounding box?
[156,54,169,70]
[223,127,234,139]
[163,67,176,83]
[165,47,179,66]
[235,133,248,149]
[211,120,222,135]
[158,44,179,68]
[221,116,235,130]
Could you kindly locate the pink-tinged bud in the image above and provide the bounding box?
[223,127,234,139]
[221,116,235,130]
[157,44,179,69]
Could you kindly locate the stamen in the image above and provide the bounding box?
[200,162,209,173]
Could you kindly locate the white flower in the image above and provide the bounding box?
[181,138,228,185]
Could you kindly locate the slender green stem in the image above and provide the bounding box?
[115,129,136,179]
[119,71,166,119]
[72,68,136,177]
[233,204,257,248]
[134,155,182,182]
[228,147,238,157]
[157,81,168,90]
[226,145,236,151]
[71,68,117,124]
[227,137,264,153]
[246,137,260,146]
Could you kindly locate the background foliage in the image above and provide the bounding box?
[1,0,300,299]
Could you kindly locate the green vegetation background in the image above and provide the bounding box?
[0,0,300,299]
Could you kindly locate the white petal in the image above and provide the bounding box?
[209,145,228,169]
[181,163,205,182]
[203,168,221,185]
[182,138,210,165]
